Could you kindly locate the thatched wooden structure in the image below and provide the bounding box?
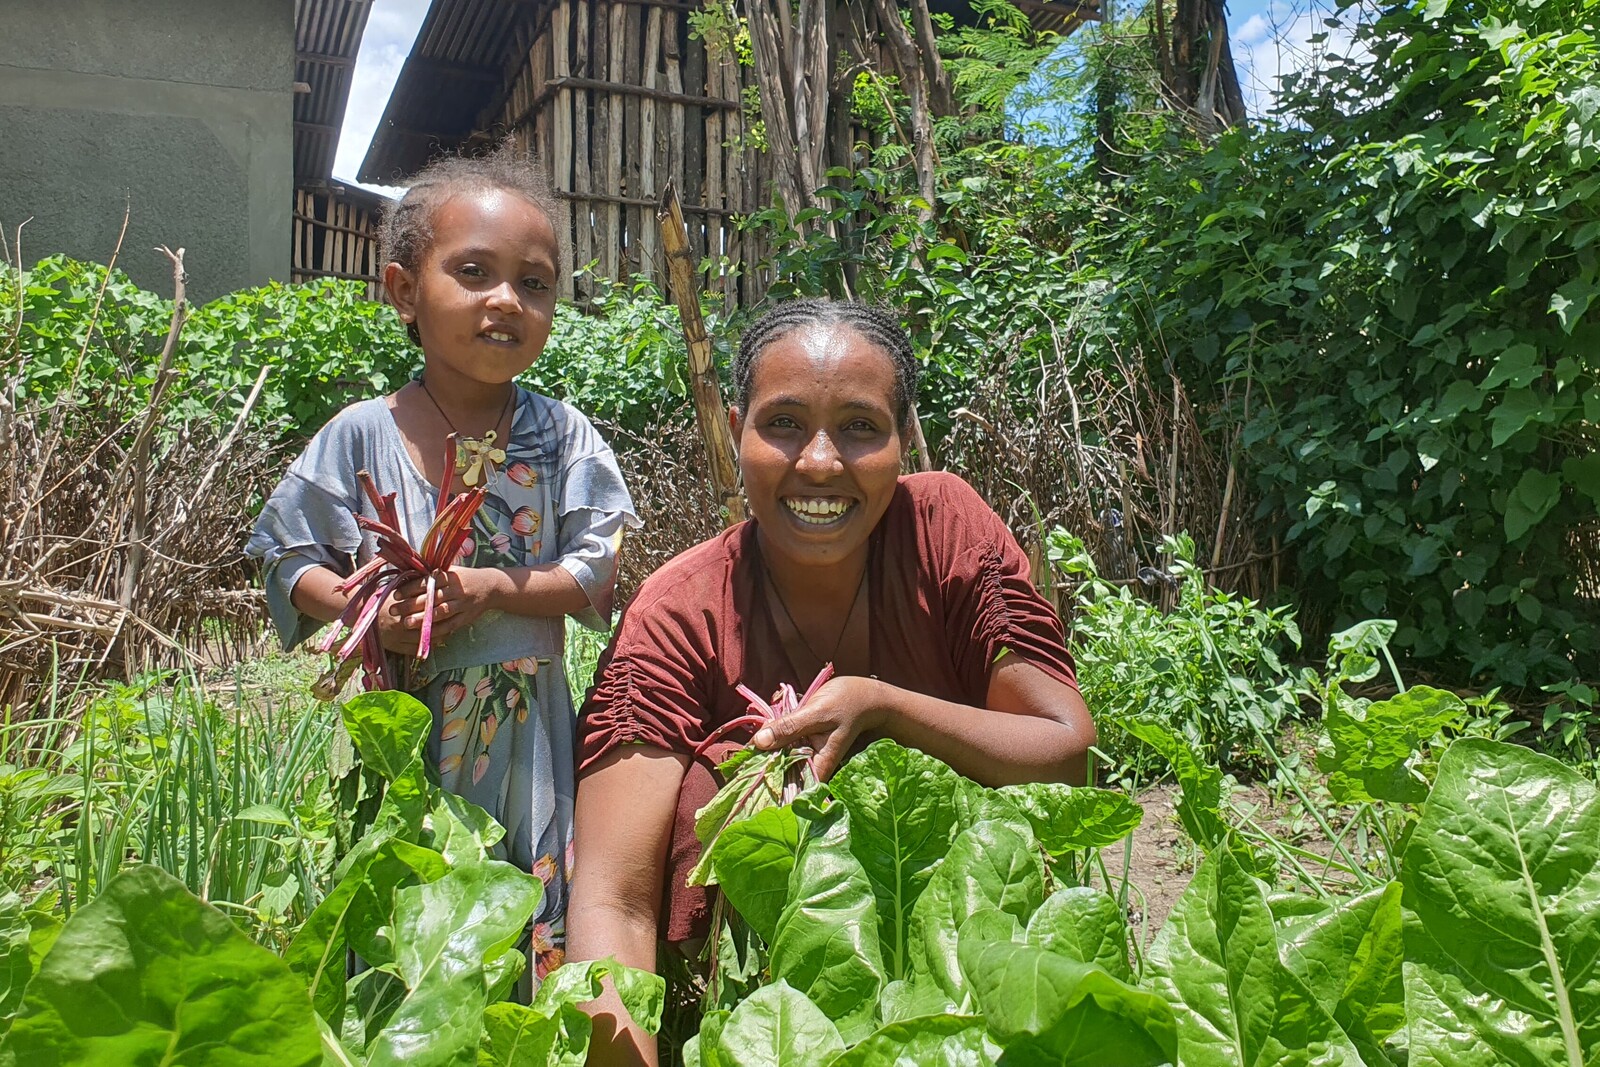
[292,0,388,295]
[360,0,1100,307]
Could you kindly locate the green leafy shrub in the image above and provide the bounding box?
[1052,529,1303,782]
[1077,0,1600,685]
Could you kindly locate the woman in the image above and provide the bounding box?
[568,300,1095,1064]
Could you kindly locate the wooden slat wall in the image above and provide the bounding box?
[499,0,775,307]
[291,188,384,299]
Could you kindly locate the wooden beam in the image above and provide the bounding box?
[555,188,736,218]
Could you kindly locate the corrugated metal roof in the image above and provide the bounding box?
[294,0,376,181]
[358,0,537,185]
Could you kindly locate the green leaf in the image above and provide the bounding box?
[3,865,322,1067]
[999,782,1144,853]
[1402,739,1600,1067]
[531,957,664,1036]
[1145,846,1363,1066]
[908,819,1045,1004]
[1317,686,1467,804]
[769,802,887,1042]
[829,741,961,978]
[1125,720,1226,849]
[1487,389,1544,448]
[711,804,799,943]
[958,931,1177,1066]
[1563,454,1600,504]
[341,691,433,783]
[367,859,543,1067]
[236,803,295,828]
[0,895,32,1025]
[715,980,844,1067]
[1280,883,1406,1059]
[287,838,447,1021]
[476,1002,563,1066]
[1504,468,1563,541]
[1026,887,1133,983]
[826,1013,997,1066]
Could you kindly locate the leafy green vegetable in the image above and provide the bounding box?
[1319,687,1467,804]
[2,865,322,1067]
[1026,887,1134,983]
[957,931,1177,1066]
[829,741,962,978]
[711,805,800,943]
[1145,845,1362,1066]
[908,819,1044,1004]
[768,800,886,1042]
[999,782,1144,854]
[826,1013,997,1066]
[714,980,845,1067]
[1280,883,1406,1061]
[1402,739,1599,1067]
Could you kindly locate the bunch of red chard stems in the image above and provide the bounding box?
[688,664,833,885]
[314,434,486,694]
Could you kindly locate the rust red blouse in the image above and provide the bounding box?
[577,471,1080,941]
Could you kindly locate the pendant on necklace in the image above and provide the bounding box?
[455,430,507,487]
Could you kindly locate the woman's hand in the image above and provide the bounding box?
[751,675,890,781]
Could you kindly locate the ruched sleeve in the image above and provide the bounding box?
[577,573,718,771]
[922,474,1079,696]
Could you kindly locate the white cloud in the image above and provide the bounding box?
[1231,0,1374,117]
[333,0,433,194]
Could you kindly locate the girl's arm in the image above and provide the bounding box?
[751,656,1095,785]
[567,745,689,1067]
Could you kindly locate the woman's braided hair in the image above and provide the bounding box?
[379,140,566,342]
[732,300,921,429]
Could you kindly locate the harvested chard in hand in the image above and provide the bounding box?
[312,434,486,696]
[687,664,833,886]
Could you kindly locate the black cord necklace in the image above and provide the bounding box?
[762,555,869,672]
[416,377,515,487]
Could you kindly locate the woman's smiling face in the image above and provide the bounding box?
[732,323,905,571]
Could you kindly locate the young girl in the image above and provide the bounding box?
[247,144,637,981]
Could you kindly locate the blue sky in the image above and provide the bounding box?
[333,0,1352,193]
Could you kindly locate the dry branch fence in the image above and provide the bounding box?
[0,240,279,711]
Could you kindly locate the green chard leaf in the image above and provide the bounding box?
[768,801,887,1043]
[711,804,800,943]
[1145,845,1363,1066]
[715,980,844,1067]
[827,1013,998,1066]
[1026,887,1134,983]
[1280,883,1406,1061]
[2,865,322,1067]
[1401,739,1600,1067]
[999,782,1144,853]
[1318,686,1467,804]
[366,859,542,1067]
[829,741,962,979]
[908,819,1045,1005]
[340,691,433,782]
[957,922,1177,1066]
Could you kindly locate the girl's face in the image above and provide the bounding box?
[386,188,559,387]
[731,324,905,573]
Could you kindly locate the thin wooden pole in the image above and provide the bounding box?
[658,181,744,526]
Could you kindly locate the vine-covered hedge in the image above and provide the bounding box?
[1080,0,1599,684]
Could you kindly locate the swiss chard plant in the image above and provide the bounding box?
[676,681,1598,1064]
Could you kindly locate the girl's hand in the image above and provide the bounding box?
[750,676,891,781]
[388,568,500,644]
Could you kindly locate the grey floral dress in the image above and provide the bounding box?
[247,388,637,981]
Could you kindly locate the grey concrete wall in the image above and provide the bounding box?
[0,0,295,301]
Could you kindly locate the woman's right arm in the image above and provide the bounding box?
[567,745,689,1067]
